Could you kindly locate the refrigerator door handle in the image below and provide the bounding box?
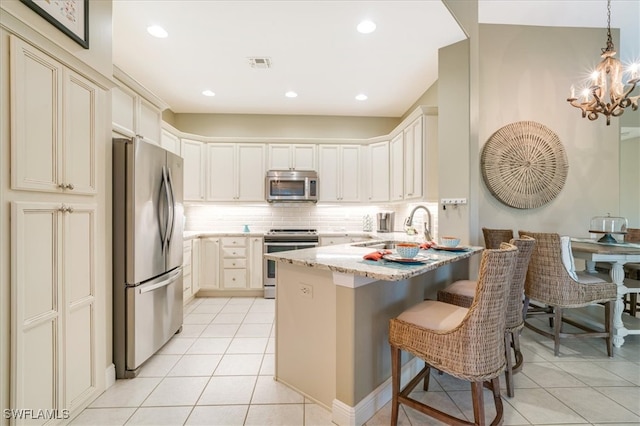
[138,268,182,294]
[159,166,171,253]
[166,167,176,245]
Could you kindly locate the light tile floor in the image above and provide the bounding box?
[69,297,640,426]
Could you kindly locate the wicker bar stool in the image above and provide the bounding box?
[519,231,617,357]
[482,227,514,249]
[389,243,518,426]
[437,236,535,397]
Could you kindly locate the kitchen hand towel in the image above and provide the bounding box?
[420,241,435,250]
[363,250,392,261]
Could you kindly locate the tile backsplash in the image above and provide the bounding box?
[185,201,439,238]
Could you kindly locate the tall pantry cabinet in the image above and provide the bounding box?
[7,35,108,423]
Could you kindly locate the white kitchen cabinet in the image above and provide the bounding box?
[12,201,98,415]
[403,116,423,200]
[320,235,369,246]
[368,141,390,202]
[200,237,220,290]
[192,239,201,295]
[10,36,100,195]
[268,144,316,170]
[112,78,162,146]
[182,139,206,201]
[207,143,265,201]
[318,145,361,202]
[183,240,193,302]
[161,128,181,156]
[390,133,404,201]
[221,237,247,289]
[249,237,264,290]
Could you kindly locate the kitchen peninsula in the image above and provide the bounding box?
[265,240,482,426]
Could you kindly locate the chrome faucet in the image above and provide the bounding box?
[405,205,432,241]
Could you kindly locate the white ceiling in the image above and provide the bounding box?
[112,0,640,118]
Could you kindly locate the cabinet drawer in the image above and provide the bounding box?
[222,247,246,258]
[221,237,246,247]
[223,269,246,288]
[223,258,247,269]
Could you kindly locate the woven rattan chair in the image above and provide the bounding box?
[519,231,617,357]
[389,243,518,426]
[482,227,514,249]
[437,236,535,397]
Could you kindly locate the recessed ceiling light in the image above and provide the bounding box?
[147,25,168,38]
[357,20,376,34]
[355,94,368,101]
[202,90,215,97]
[285,91,298,98]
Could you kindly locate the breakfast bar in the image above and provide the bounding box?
[265,240,482,426]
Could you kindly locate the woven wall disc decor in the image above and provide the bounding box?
[481,121,568,209]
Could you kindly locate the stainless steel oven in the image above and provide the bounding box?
[263,229,319,298]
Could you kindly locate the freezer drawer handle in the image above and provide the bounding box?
[139,269,182,294]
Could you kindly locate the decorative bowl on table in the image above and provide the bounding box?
[396,243,420,259]
[439,236,461,247]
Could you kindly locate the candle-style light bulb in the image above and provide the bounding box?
[570,85,575,98]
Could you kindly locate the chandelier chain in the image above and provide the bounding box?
[603,0,614,55]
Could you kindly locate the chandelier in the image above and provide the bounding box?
[566,0,639,125]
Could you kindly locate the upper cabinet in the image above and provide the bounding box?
[207,143,265,201]
[10,36,101,195]
[161,128,181,156]
[367,141,390,202]
[182,139,206,201]
[318,145,361,202]
[390,133,404,201]
[268,144,316,171]
[403,116,423,200]
[112,66,166,146]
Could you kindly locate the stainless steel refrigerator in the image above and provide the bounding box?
[113,137,184,378]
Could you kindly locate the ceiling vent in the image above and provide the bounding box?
[248,57,272,69]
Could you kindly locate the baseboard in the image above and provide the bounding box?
[331,357,422,426]
[195,289,264,298]
[105,363,116,389]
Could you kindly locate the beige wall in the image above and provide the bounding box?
[474,24,620,240]
[620,136,640,227]
[173,113,401,139]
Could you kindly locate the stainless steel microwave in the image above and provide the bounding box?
[265,170,318,203]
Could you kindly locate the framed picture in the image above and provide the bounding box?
[20,0,89,49]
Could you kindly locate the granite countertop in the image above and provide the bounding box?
[184,230,406,240]
[264,239,483,282]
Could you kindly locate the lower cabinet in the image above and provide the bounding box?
[11,201,99,418]
[197,236,264,296]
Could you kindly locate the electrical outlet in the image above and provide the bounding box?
[299,283,313,299]
[441,198,468,205]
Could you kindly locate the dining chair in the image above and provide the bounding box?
[389,243,518,425]
[437,236,535,397]
[482,227,514,249]
[518,231,617,357]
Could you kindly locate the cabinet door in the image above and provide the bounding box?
[237,144,265,201]
[292,145,316,170]
[390,133,404,201]
[249,237,264,289]
[404,116,423,199]
[369,141,389,202]
[192,239,201,294]
[64,69,99,195]
[138,97,162,146]
[200,238,220,289]
[318,145,340,201]
[268,144,292,170]
[10,36,62,193]
[340,145,360,201]
[111,84,136,137]
[207,144,236,200]
[12,202,62,414]
[63,204,97,410]
[182,139,205,201]
[161,129,181,155]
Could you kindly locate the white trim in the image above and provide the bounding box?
[331,357,422,426]
[332,272,376,288]
[105,363,116,389]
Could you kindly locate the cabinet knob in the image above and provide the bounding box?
[232,262,236,266]
[232,278,236,281]
[58,183,66,189]
[67,183,74,190]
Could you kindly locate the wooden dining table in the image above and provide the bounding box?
[571,238,640,348]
